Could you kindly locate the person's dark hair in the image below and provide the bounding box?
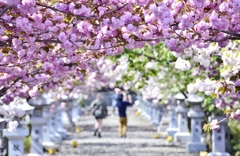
[116,94,123,101]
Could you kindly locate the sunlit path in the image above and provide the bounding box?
[53,106,199,156]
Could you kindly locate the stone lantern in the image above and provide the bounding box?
[55,104,67,139]
[19,98,34,127]
[61,95,74,131]
[146,98,153,122]
[174,93,191,142]
[2,98,30,156]
[0,118,6,156]
[27,94,55,156]
[42,105,57,150]
[48,104,63,144]
[71,94,82,124]
[208,116,230,156]
[186,94,206,153]
[166,97,178,137]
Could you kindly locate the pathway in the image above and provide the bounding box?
[52,106,198,156]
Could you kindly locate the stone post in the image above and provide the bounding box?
[141,100,148,120]
[49,108,63,144]
[146,99,153,121]
[186,94,206,152]
[42,105,56,150]
[62,99,74,131]
[152,105,163,127]
[0,118,6,155]
[56,105,67,139]
[28,106,46,156]
[166,98,178,137]
[174,93,191,142]
[157,99,170,134]
[3,97,35,156]
[28,94,56,154]
[71,98,81,124]
[3,126,28,156]
[208,116,230,156]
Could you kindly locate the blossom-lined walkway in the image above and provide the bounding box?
[52,106,198,156]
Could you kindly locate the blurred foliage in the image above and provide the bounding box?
[228,121,240,155]
[77,97,86,107]
[24,136,31,153]
[109,43,205,101]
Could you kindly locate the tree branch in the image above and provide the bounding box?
[0,5,12,17]
[35,39,62,43]
[36,3,128,19]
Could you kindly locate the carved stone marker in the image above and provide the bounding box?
[56,105,67,139]
[42,105,59,149]
[208,116,230,156]
[3,127,28,156]
[166,98,178,137]
[174,93,191,142]
[186,94,206,152]
[28,94,56,154]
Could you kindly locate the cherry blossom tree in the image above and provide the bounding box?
[0,0,239,132]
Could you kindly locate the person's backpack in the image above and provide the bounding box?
[92,101,107,118]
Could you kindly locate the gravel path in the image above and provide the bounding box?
[50,107,198,156]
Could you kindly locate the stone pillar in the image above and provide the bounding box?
[72,99,81,124]
[186,94,206,152]
[27,93,56,153]
[0,118,6,155]
[157,99,169,134]
[151,104,155,122]
[141,100,148,120]
[146,99,152,121]
[3,126,28,156]
[67,102,74,129]
[152,105,163,127]
[28,109,46,156]
[62,100,74,131]
[56,105,67,139]
[49,110,63,144]
[42,106,56,150]
[208,116,230,156]
[166,98,178,137]
[174,93,191,142]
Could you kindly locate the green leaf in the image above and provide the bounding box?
[64,13,72,23]
[208,105,215,112]
[230,75,238,81]
[211,93,217,98]
[203,123,211,132]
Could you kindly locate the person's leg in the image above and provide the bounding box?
[112,106,115,115]
[122,117,127,137]
[112,100,116,116]
[94,118,99,136]
[98,119,102,138]
[118,118,124,137]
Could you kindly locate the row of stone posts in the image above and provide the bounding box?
[0,93,83,156]
[137,93,230,156]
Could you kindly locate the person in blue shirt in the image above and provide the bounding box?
[111,88,121,116]
[116,92,132,138]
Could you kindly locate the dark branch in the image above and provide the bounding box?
[181,91,188,98]
[35,39,62,43]
[36,3,128,19]
[0,5,12,17]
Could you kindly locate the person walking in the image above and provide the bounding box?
[116,93,133,138]
[89,93,108,138]
[112,88,121,116]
